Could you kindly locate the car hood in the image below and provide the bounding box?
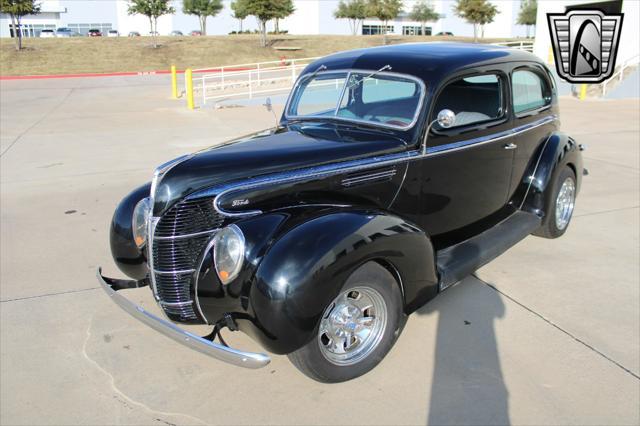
[153,123,408,215]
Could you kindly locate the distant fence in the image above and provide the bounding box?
[493,40,534,52]
[191,57,320,106]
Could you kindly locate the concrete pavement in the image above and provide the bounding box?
[1,76,638,425]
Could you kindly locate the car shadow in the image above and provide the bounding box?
[415,271,510,425]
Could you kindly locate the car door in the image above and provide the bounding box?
[410,70,517,240]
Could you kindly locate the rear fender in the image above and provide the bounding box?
[514,132,583,215]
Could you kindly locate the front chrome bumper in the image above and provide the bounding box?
[97,268,271,369]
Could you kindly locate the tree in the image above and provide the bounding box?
[128,0,175,48]
[273,0,294,34]
[517,0,537,38]
[243,0,282,47]
[0,0,40,51]
[334,0,367,36]
[453,0,499,42]
[183,0,223,36]
[231,0,249,32]
[366,0,403,45]
[409,0,439,37]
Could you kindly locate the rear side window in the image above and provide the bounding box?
[433,74,503,128]
[512,69,551,114]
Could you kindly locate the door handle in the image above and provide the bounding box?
[503,143,518,150]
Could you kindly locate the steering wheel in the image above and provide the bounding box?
[384,119,407,127]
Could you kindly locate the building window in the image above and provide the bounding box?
[69,23,112,36]
[402,26,432,36]
[362,25,394,35]
[9,23,55,38]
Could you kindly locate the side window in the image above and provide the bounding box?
[433,74,503,128]
[512,69,551,114]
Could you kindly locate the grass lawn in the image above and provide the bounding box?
[0,34,523,76]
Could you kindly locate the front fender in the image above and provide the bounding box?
[239,208,437,354]
[517,131,583,214]
[109,183,151,280]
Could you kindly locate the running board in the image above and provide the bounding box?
[436,211,541,291]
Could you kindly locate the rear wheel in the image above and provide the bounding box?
[534,166,576,239]
[287,262,404,383]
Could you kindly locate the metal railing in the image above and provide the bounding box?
[601,54,640,96]
[192,57,320,105]
[494,40,534,52]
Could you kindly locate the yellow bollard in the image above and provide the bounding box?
[579,84,588,100]
[185,68,194,110]
[171,65,178,99]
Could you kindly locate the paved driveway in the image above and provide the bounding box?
[1,76,638,425]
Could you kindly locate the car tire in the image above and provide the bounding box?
[287,262,405,383]
[534,166,577,239]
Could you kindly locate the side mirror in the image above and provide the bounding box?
[421,109,456,155]
[263,97,277,129]
[436,109,456,128]
[263,97,273,112]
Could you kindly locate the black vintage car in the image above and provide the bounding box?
[99,43,584,383]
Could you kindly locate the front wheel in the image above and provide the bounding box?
[534,166,577,239]
[287,262,404,383]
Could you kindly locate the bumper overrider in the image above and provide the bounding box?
[97,268,271,369]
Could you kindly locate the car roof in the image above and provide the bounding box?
[304,42,542,85]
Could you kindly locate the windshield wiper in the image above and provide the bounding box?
[346,65,392,90]
[302,64,327,82]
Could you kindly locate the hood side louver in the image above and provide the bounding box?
[341,166,398,188]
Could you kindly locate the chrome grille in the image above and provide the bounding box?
[153,235,211,271]
[155,198,224,237]
[151,197,222,323]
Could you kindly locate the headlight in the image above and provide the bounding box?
[213,225,245,285]
[132,197,151,248]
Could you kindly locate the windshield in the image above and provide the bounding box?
[286,70,424,129]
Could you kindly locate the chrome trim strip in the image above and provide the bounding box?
[195,150,420,217]
[519,134,552,210]
[194,236,218,324]
[284,68,427,131]
[388,162,409,209]
[152,268,196,275]
[153,229,219,240]
[425,115,557,156]
[148,154,194,302]
[97,268,270,369]
[159,300,194,307]
[187,115,558,217]
[147,217,160,301]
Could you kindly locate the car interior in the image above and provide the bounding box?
[433,74,502,127]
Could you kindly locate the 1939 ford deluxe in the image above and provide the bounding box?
[99,43,584,383]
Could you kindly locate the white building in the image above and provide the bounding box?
[0,0,529,38]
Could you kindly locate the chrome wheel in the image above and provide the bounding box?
[555,177,576,231]
[318,286,388,366]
